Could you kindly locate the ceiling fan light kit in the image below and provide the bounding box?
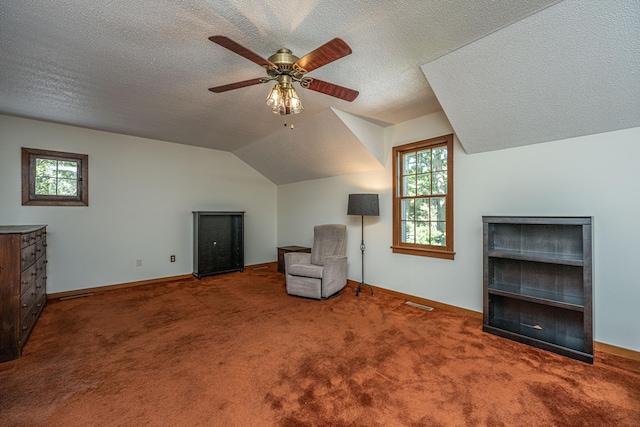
[266,80,303,115]
[208,36,358,116]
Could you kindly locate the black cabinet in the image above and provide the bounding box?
[482,216,593,363]
[193,212,244,278]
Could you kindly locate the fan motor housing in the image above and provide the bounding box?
[268,49,299,71]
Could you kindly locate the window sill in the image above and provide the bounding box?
[23,198,88,207]
[391,245,455,260]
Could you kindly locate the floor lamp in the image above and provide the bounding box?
[347,194,379,297]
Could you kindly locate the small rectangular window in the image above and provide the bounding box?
[22,147,88,206]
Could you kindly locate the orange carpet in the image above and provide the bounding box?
[1,267,639,426]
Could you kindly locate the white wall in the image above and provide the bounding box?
[278,111,640,352]
[0,115,277,293]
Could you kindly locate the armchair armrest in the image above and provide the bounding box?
[284,252,311,274]
[321,255,348,298]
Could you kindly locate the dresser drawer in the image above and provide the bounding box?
[20,293,45,342]
[20,305,37,343]
[20,244,37,271]
[20,233,31,248]
[35,237,46,260]
[20,263,37,295]
[21,283,38,319]
[35,254,47,278]
[26,232,37,248]
[35,273,46,297]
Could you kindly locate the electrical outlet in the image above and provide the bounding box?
[136,259,142,267]
[170,255,175,262]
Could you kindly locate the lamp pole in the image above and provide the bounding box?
[356,214,375,297]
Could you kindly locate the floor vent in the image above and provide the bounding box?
[60,292,94,301]
[405,301,434,311]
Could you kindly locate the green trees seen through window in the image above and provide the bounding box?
[401,145,448,246]
[35,158,79,196]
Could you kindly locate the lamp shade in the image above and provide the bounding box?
[347,194,379,216]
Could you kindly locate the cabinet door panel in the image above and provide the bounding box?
[193,212,244,277]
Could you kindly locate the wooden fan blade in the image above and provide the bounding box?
[306,79,359,102]
[208,78,265,93]
[294,38,352,73]
[209,35,275,69]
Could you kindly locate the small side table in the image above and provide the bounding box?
[277,246,311,273]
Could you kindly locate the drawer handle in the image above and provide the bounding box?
[32,291,37,296]
[32,312,37,316]
[22,280,28,284]
[22,303,28,308]
[36,302,42,307]
[36,285,42,289]
[22,326,28,331]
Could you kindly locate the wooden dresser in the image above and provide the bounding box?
[0,225,47,362]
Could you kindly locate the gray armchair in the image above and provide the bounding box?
[284,224,347,299]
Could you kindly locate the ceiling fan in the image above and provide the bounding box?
[208,36,359,115]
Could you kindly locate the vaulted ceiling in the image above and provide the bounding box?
[1,1,638,184]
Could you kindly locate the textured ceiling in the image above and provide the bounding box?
[422,0,640,154]
[5,0,627,184]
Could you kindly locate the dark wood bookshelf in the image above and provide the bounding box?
[482,216,593,363]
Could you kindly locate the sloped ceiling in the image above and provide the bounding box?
[421,0,640,154]
[2,1,637,184]
[235,108,386,185]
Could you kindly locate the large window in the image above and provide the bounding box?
[22,147,88,206]
[392,134,454,260]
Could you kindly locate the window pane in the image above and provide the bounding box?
[417,150,431,173]
[402,152,416,175]
[430,197,446,221]
[35,176,57,195]
[430,221,446,246]
[432,146,447,171]
[36,159,57,178]
[416,221,430,244]
[57,161,78,179]
[402,199,415,220]
[416,173,431,196]
[402,221,415,243]
[57,179,78,196]
[432,171,448,195]
[403,175,416,197]
[415,198,429,221]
